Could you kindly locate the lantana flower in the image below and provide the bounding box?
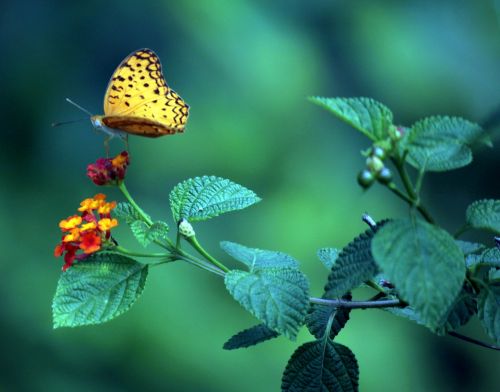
[54,193,118,271]
[87,151,129,186]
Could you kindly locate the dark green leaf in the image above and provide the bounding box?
[309,96,393,141]
[478,283,500,344]
[169,176,261,222]
[372,218,465,329]
[317,248,340,270]
[306,293,351,340]
[52,253,148,328]
[281,340,358,392]
[223,324,279,350]
[406,116,484,172]
[221,241,299,271]
[466,199,500,234]
[466,247,500,269]
[225,268,309,340]
[455,240,485,255]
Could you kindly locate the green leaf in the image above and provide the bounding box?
[221,241,299,270]
[372,218,465,329]
[489,268,500,283]
[306,293,352,340]
[455,240,486,255]
[281,340,359,392]
[466,247,500,269]
[478,283,500,344]
[114,202,148,224]
[225,268,309,340]
[130,220,169,247]
[169,176,261,222]
[466,199,500,234]
[52,253,148,328]
[309,96,393,141]
[436,287,477,334]
[324,223,386,298]
[406,116,484,172]
[317,248,340,270]
[223,323,279,350]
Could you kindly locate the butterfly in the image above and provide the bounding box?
[60,48,189,149]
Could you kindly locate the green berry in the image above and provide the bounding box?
[377,167,393,184]
[358,170,375,188]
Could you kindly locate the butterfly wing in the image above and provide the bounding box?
[102,48,189,135]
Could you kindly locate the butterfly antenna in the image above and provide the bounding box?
[65,98,94,116]
[51,118,88,127]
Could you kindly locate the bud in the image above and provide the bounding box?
[178,218,195,237]
[377,167,393,184]
[366,156,384,173]
[372,146,386,160]
[357,170,375,188]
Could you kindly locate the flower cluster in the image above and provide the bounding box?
[54,194,118,271]
[87,151,129,186]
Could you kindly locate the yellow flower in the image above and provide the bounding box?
[98,218,118,231]
[59,215,82,231]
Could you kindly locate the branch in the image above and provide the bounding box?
[448,331,500,351]
[310,297,404,309]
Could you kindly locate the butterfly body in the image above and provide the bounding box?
[92,48,189,140]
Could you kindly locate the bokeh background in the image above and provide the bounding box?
[1,0,499,391]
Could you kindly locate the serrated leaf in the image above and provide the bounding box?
[455,240,486,255]
[281,340,358,392]
[466,199,500,234]
[372,218,465,329]
[309,96,393,141]
[130,220,150,247]
[221,241,299,271]
[52,253,148,328]
[466,247,500,269]
[324,223,386,298]
[169,176,261,222]
[223,323,279,350]
[225,268,309,340]
[478,283,500,344]
[306,293,352,340]
[114,202,148,224]
[317,248,340,270]
[406,116,484,172]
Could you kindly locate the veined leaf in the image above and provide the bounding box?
[52,253,148,328]
[130,220,169,247]
[223,323,279,350]
[455,240,486,255]
[281,340,359,392]
[372,218,465,329]
[478,283,500,344]
[466,247,500,269]
[221,241,299,270]
[114,202,148,224]
[225,268,309,340]
[466,199,500,234]
[406,116,485,172]
[169,176,261,222]
[309,96,393,141]
[306,293,352,340]
[324,223,386,298]
[317,248,340,270]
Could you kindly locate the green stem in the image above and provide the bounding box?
[118,181,152,225]
[113,245,170,258]
[177,253,226,277]
[310,297,404,309]
[366,279,386,294]
[186,236,230,273]
[454,223,470,238]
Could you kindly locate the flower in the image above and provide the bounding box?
[87,151,129,186]
[54,193,119,271]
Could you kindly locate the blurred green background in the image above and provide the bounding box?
[1,0,499,391]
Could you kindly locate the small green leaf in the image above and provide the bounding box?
[455,240,486,255]
[406,116,484,172]
[478,283,500,344]
[324,223,386,298]
[147,221,170,241]
[225,268,309,340]
[436,287,477,334]
[130,220,150,247]
[317,248,340,270]
[281,340,359,392]
[466,199,500,234]
[221,241,299,270]
[114,202,148,224]
[52,253,148,328]
[466,247,500,269]
[489,268,500,283]
[306,293,351,340]
[223,324,279,350]
[169,176,261,222]
[309,96,393,141]
[372,218,465,329]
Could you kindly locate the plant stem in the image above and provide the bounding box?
[365,279,386,294]
[310,297,404,309]
[177,253,226,277]
[118,182,152,225]
[113,245,170,258]
[186,236,230,273]
[454,223,470,238]
[448,331,500,351]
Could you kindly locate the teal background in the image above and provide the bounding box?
[1,0,499,391]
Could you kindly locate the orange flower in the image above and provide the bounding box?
[98,218,118,231]
[59,215,82,231]
[87,151,129,186]
[79,231,102,254]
